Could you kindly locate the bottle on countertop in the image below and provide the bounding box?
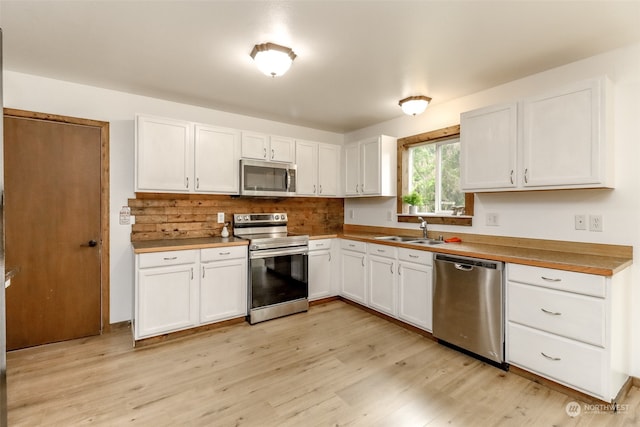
[221,222,230,238]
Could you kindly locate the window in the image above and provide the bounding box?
[396,125,473,226]
[407,137,464,214]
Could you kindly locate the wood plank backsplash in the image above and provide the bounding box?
[129,193,344,241]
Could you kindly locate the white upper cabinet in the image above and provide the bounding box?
[136,115,193,192]
[194,125,240,194]
[460,77,612,192]
[344,135,397,197]
[522,78,610,188]
[460,103,518,191]
[295,140,340,197]
[135,114,241,194]
[241,132,294,163]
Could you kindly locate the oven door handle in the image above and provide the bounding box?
[250,247,308,259]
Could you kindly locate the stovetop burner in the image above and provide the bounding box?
[233,213,308,251]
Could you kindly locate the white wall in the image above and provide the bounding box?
[2,71,343,324]
[344,43,640,377]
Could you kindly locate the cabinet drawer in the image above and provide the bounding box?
[201,245,247,262]
[508,323,604,397]
[508,264,605,297]
[367,244,397,259]
[508,282,604,346]
[398,248,432,265]
[138,250,198,268]
[341,239,366,252]
[309,239,332,251]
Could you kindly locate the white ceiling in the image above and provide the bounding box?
[2,1,640,133]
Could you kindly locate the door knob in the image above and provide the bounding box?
[81,240,98,247]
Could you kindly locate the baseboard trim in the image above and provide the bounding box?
[339,297,435,340]
[134,316,245,348]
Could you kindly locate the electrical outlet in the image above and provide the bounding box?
[486,213,499,226]
[349,209,355,219]
[217,212,225,224]
[574,214,587,230]
[589,214,603,232]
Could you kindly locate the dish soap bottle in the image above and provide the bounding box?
[221,222,230,238]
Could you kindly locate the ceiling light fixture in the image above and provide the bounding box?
[250,42,297,77]
[399,95,432,116]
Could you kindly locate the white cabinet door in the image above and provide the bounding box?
[269,136,295,163]
[194,125,240,194]
[241,131,268,160]
[368,255,396,316]
[522,78,604,188]
[295,140,318,196]
[398,261,432,331]
[309,250,332,300]
[318,143,340,196]
[460,103,518,191]
[136,115,192,192]
[136,263,197,339]
[344,143,361,196]
[340,250,366,304]
[200,257,247,324]
[360,138,381,195]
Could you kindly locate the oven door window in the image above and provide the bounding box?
[250,253,308,309]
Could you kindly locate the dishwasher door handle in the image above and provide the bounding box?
[454,263,474,272]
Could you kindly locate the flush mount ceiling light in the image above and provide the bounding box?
[399,95,432,116]
[250,42,297,77]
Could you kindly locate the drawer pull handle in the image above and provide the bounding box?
[541,308,562,316]
[316,244,324,247]
[163,256,178,261]
[541,276,561,282]
[540,352,561,361]
[377,249,385,253]
[409,254,419,258]
[219,252,231,256]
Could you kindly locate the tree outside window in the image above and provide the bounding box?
[407,138,464,214]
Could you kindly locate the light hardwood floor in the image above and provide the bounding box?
[7,301,639,426]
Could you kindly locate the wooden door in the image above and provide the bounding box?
[4,115,103,350]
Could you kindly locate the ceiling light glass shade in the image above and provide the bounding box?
[250,42,297,77]
[399,95,432,116]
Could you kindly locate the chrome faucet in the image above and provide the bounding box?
[418,216,428,239]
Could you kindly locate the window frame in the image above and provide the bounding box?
[396,125,474,226]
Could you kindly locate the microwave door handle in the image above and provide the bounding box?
[285,169,291,191]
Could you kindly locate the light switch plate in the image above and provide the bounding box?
[217,212,225,223]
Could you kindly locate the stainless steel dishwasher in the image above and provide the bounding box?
[433,254,505,364]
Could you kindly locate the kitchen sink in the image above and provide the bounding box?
[407,239,445,245]
[374,236,420,242]
[374,236,445,245]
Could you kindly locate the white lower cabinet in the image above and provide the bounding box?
[340,239,433,332]
[506,263,631,401]
[134,245,248,341]
[367,244,397,316]
[199,246,247,324]
[135,250,198,340]
[308,239,337,301]
[397,248,433,331]
[340,240,367,304]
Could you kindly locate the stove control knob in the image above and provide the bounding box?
[281,213,287,220]
[236,216,242,222]
[244,215,250,221]
[274,214,280,220]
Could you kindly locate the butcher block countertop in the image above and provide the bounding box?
[338,225,632,277]
[132,237,248,254]
[131,226,632,276]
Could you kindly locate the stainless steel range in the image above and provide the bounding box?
[234,213,309,324]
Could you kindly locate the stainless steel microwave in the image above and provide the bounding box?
[240,159,297,197]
